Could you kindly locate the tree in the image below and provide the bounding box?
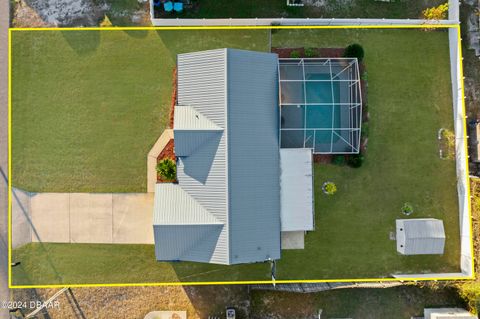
[344,44,364,62]
[156,158,176,181]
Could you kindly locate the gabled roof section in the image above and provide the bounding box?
[174,105,222,131]
[153,183,222,225]
[396,218,446,255]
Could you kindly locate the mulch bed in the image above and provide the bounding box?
[272,47,345,59]
[313,154,333,164]
[157,139,176,183]
[169,67,177,129]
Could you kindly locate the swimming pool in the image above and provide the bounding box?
[278,58,362,153]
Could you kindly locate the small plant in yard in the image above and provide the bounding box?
[346,153,364,168]
[422,3,449,20]
[344,44,364,62]
[322,181,337,195]
[440,128,455,159]
[401,202,414,215]
[156,158,176,181]
[304,47,318,58]
[290,50,301,58]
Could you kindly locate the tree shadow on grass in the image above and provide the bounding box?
[61,31,101,56]
[123,29,149,39]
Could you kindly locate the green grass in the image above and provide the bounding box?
[159,0,446,19]
[12,243,271,285]
[11,29,461,285]
[11,30,269,192]
[250,286,467,319]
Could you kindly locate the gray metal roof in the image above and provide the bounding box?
[396,219,446,255]
[280,149,314,232]
[153,48,281,265]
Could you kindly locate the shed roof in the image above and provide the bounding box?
[396,218,446,255]
[153,48,281,265]
[280,149,314,231]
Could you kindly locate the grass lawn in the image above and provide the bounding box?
[11,29,461,285]
[158,0,447,19]
[250,286,467,319]
[11,30,269,192]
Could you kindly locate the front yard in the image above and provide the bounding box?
[11,29,269,192]
[11,28,461,285]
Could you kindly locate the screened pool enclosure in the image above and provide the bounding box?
[279,58,362,154]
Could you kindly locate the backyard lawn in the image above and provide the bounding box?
[155,0,447,19]
[271,29,460,279]
[11,29,461,285]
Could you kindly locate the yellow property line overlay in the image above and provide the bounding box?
[7,24,475,289]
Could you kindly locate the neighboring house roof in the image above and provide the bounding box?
[153,48,281,265]
[425,308,478,319]
[280,149,314,232]
[396,218,446,255]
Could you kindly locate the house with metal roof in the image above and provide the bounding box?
[153,48,361,265]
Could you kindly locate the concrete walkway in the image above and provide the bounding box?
[12,190,154,247]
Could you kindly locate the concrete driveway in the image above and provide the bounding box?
[12,191,154,246]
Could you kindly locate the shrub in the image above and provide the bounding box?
[332,155,346,166]
[322,182,337,195]
[456,281,480,314]
[401,202,413,215]
[344,43,364,62]
[304,47,317,58]
[290,50,301,58]
[156,158,176,181]
[422,3,449,20]
[346,153,364,168]
[100,15,113,27]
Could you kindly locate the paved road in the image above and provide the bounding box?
[0,0,10,317]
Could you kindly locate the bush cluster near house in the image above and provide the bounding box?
[344,43,365,62]
[156,158,176,181]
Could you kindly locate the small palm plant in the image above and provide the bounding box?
[402,202,413,216]
[156,158,176,181]
[322,181,337,195]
